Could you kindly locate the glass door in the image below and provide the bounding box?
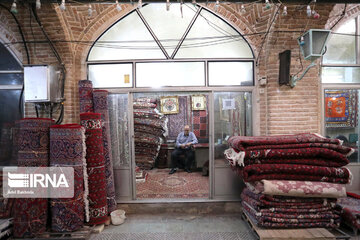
[108,93,132,201]
[133,92,210,200]
[212,91,252,200]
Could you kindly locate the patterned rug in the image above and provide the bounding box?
[167,96,189,140]
[325,89,358,128]
[79,80,94,114]
[136,169,209,199]
[0,172,14,219]
[10,120,20,166]
[80,113,108,225]
[192,110,207,140]
[93,90,117,214]
[14,118,53,238]
[49,124,87,232]
[336,192,360,233]
[0,122,13,165]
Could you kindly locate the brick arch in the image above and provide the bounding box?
[74,3,261,80]
[22,3,81,123]
[325,4,360,31]
[72,4,136,80]
[0,30,23,65]
[0,8,25,63]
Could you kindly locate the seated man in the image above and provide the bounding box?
[169,125,198,174]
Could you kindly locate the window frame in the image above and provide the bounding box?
[321,16,360,164]
[86,3,255,89]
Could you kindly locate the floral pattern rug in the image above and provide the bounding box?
[136,169,209,199]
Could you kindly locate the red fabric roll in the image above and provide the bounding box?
[93,90,116,214]
[80,113,108,224]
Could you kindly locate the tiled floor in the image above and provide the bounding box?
[89,213,256,240]
[89,213,360,240]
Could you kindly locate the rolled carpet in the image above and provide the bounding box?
[79,80,94,114]
[13,118,53,238]
[50,124,89,232]
[93,90,117,214]
[80,113,108,224]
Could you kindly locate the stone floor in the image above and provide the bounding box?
[89,213,256,240]
[89,213,360,240]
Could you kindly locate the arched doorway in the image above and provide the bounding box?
[87,3,255,201]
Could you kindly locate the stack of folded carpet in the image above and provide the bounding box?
[336,192,360,235]
[135,166,148,183]
[134,98,168,170]
[225,133,353,229]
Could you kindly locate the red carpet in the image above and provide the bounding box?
[136,169,209,199]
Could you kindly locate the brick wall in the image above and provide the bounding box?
[1,2,359,135]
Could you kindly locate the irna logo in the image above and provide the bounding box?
[3,167,74,198]
[7,172,69,188]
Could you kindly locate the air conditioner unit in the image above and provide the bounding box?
[24,65,62,102]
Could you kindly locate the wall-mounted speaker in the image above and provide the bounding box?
[278,50,291,86]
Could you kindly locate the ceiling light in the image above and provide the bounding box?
[116,0,122,11]
[10,0,18,14]
[36,0,41,9]
[59,0,66,11]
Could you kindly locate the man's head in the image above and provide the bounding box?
[184,125,190,136]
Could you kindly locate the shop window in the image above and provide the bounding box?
[88,63,133,88]
[87,9,166,61]
[214,92,252,164]
[208,61,253,86]
[322,16,360,163]
[323,89,359,163]
[0,43,23,166]
[108,94,130,168]
[174,9,253,59]
[136,62,205,87]
[322,67,360,84]
[323,18,356,65]
[138,4,198,57]
[87,3,254,88]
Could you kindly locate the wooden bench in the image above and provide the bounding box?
[158,143,209,170]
